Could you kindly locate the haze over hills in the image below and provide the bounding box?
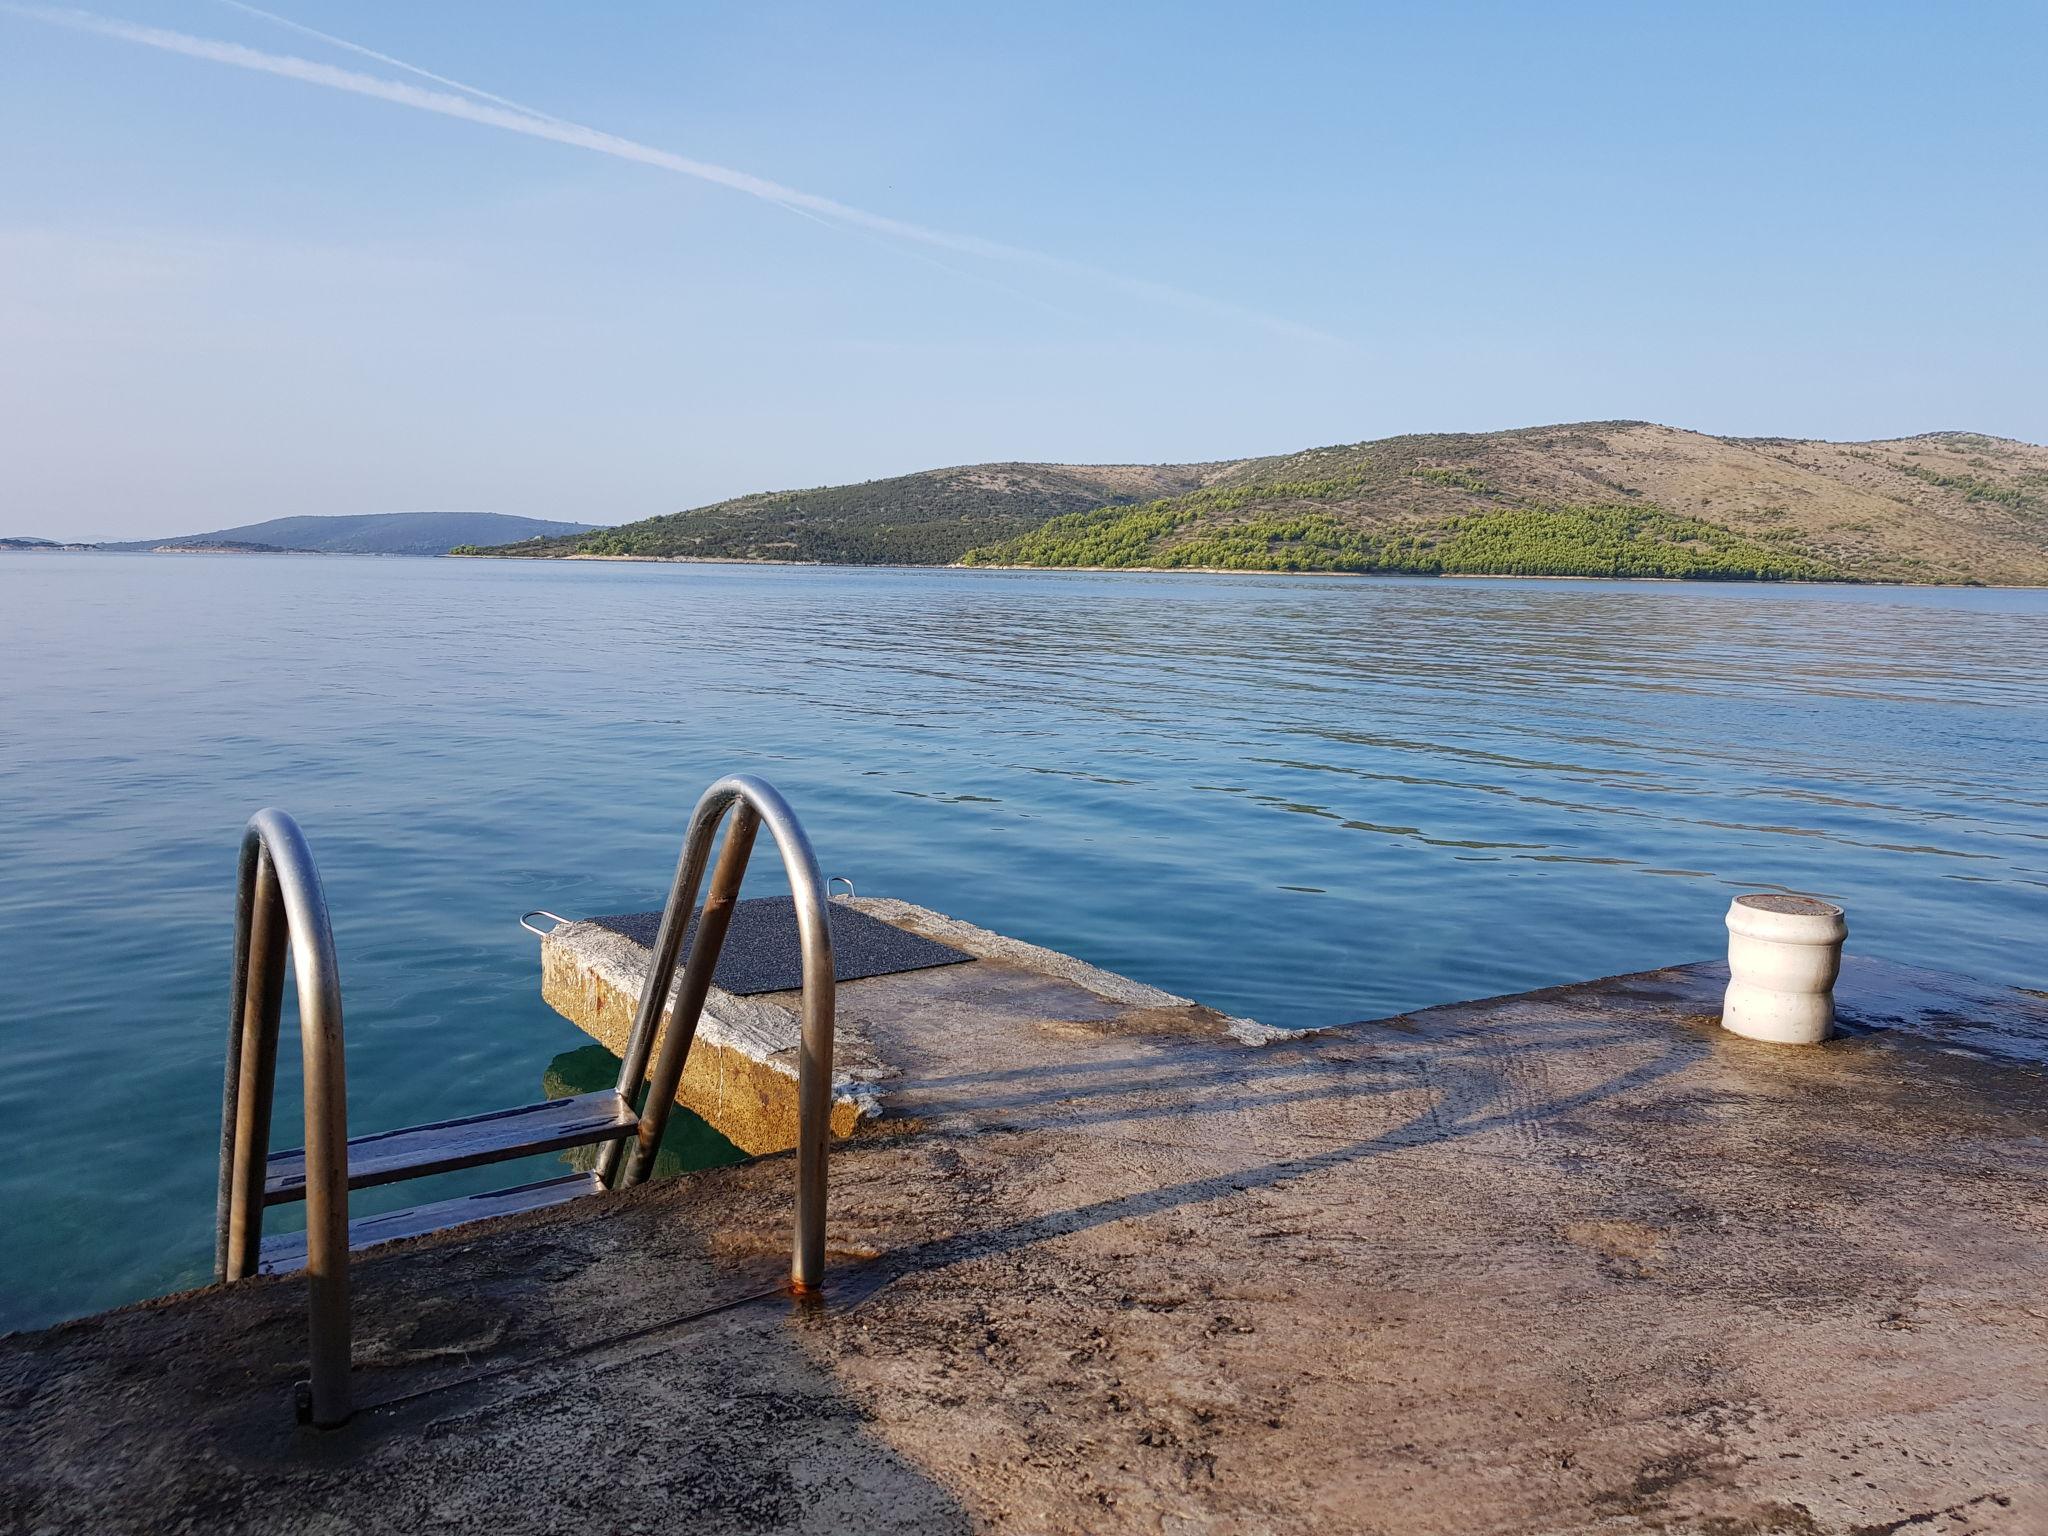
[97,512,601,557]
[464,423,2048,585]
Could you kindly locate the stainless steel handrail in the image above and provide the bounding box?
[595,774,837,1292]
[213,809,352,1428]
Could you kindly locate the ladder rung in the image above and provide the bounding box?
[258,1172,603,1274]
[264,1091,639,1205]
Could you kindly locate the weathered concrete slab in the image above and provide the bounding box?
[539,895,1267,1154]
[3,913,2044,1535]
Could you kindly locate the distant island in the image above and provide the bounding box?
[3,512,604,559]
[455,422,2048,585]
[0,535,100,552]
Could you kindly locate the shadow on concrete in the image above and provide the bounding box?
[842,1013,1702,1305]
[0,1160,978,1536]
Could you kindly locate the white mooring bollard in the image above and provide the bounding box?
[1721,893,1847,1044]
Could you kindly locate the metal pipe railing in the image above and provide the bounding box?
[213,808,352,1428]
[598,775,837,1292]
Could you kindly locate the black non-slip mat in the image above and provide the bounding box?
[589,896,972,997]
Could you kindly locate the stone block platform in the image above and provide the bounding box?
[2,898,2043,1534]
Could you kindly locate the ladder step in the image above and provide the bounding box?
[264,1091,639,1205]
[258,1172,603,1274]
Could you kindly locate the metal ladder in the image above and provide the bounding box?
[214,774,837,1428]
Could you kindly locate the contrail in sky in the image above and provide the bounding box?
[215,0,1084,320]
[213,0,571,125]
[10,4,1344,346]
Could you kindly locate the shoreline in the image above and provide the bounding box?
[17,547,2036,588]
[444,549,2035,591]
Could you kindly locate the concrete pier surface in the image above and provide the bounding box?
[4,898,2045,1534]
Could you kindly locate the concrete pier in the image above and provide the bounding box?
[537,897,1274,1153]
[3,899,2044,1534]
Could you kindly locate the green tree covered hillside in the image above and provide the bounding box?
[461,463,1207,566]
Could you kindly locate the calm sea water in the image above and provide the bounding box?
[2,552,2044,1331]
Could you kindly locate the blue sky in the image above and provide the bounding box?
[3,1,2043,538]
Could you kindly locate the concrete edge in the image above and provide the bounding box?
[842,895,1289,1045]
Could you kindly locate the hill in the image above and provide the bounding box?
[460,424,2048,584]
[966,425,2048,583]
[3,535,106,551]
[458,463,1210,566]
[103,512,601,557]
